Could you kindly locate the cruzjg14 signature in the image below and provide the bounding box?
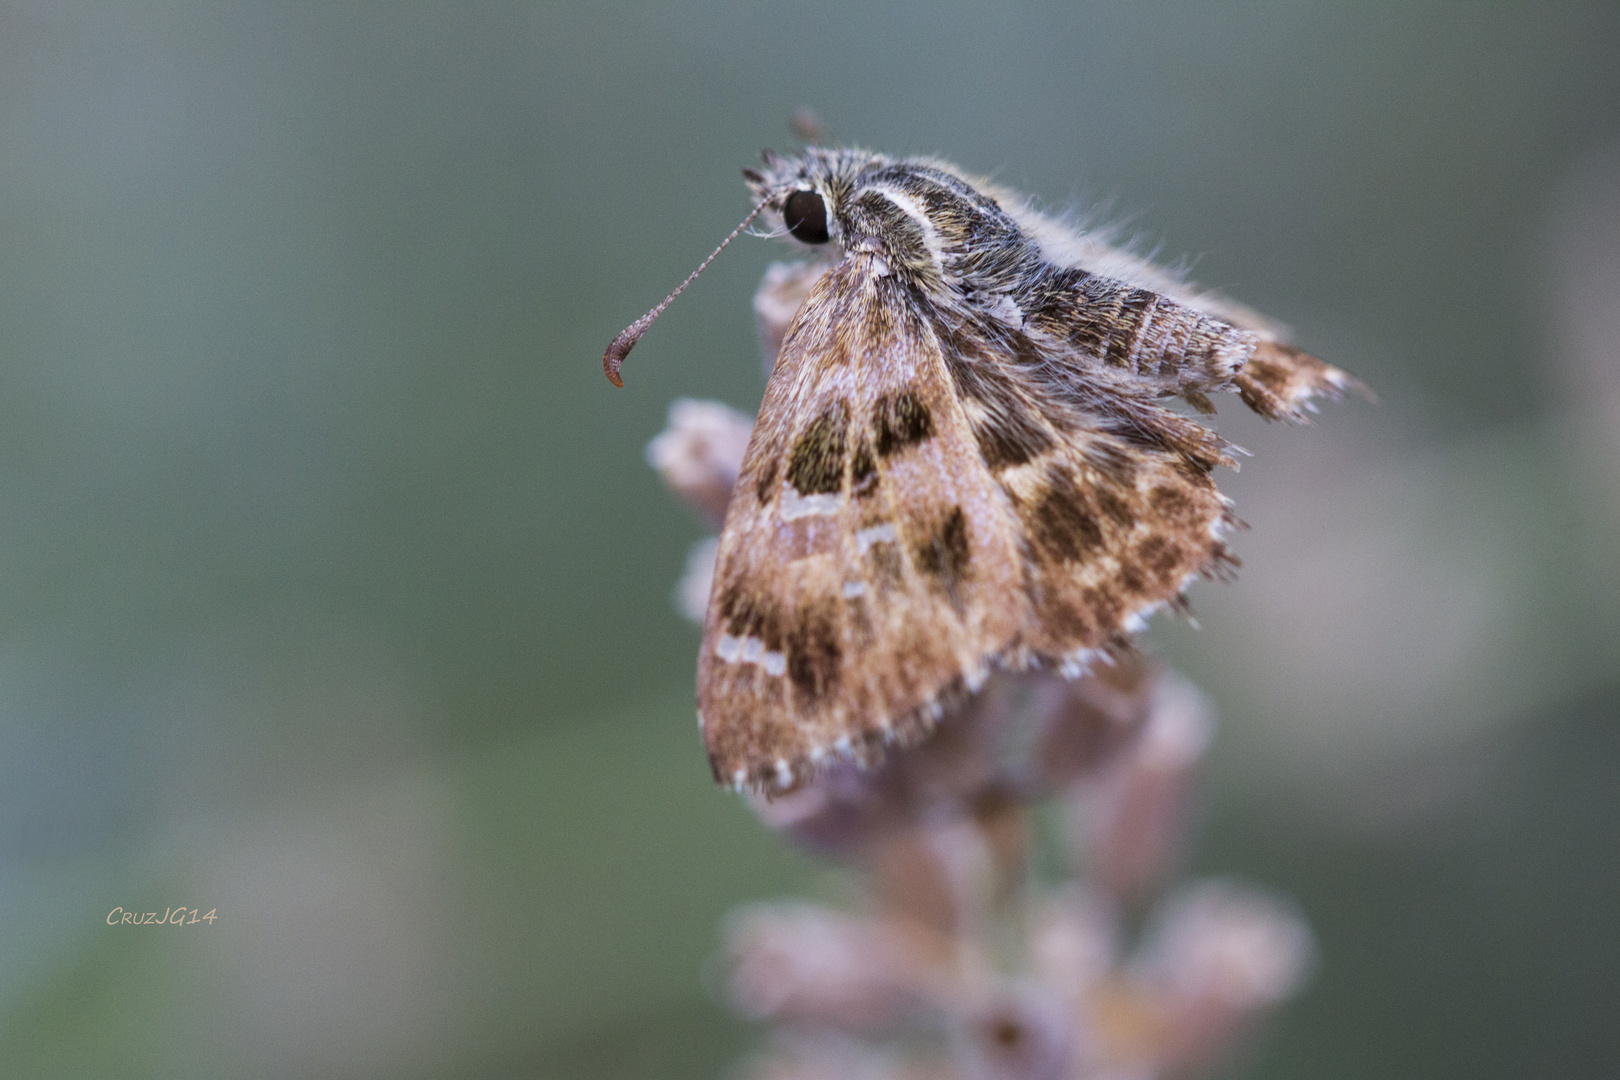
[107,907,216,926]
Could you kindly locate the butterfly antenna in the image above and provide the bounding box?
[603,200,768,387]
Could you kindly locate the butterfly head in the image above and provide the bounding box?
[744,147,1029,295]
[743,147,874,248]
[605,147,1025,386]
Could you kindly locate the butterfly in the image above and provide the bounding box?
[605,146,1367,797]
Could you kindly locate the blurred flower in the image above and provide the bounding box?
[1069,674,1215,903]
[952,984,1077,1080]
[645,397,754,528]
[724,902,950,1032]
[739,1031,946,1080]
[1127,881,1314,1075]
[754,262,828,375]
[674,535,720,625]
[649,397,753,623]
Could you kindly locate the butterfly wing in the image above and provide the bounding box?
[701,258,1240,795]
[935,316,1240,676]
[701,259,1028,792]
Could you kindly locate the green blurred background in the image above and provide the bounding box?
[2,3,1617,1077]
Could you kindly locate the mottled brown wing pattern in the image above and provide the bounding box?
[701,260,1029,792]
[610,148,1367,799]
[938,319,1239,671]
[1013,268,1365,424]
[701,262,1244,796]
[1233,340,1371,421]
[969,398,1237,670]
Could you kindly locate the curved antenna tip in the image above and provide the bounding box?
[603,331,632,387]
[598,200,767,391]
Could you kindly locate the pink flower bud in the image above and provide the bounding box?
[645,397,754,527]
[725,903,949,1032]
[1132,880,1315,1072]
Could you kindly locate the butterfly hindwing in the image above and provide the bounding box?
[935,318,1238,667]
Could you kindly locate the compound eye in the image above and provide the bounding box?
[782,189,830,244]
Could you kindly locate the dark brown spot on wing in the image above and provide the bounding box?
[1080,586,1123,629]
[972,410,1053,472]
[1094,485,1135,529]
[1030,465,1104,562]
[1136,535,1188,586]
[850,438,877,497]
[786,402,849,495]
[1148,484,1199,525]
[717,583,785,651]
[914,506,971,588]
[873,390,933,456]
[1041,594,1097,645]
[755,458,778,504]
[787,599,841,701]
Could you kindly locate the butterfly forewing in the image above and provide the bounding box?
[700,260,1028,792]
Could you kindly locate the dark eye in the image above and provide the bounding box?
[783,189,829,244]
